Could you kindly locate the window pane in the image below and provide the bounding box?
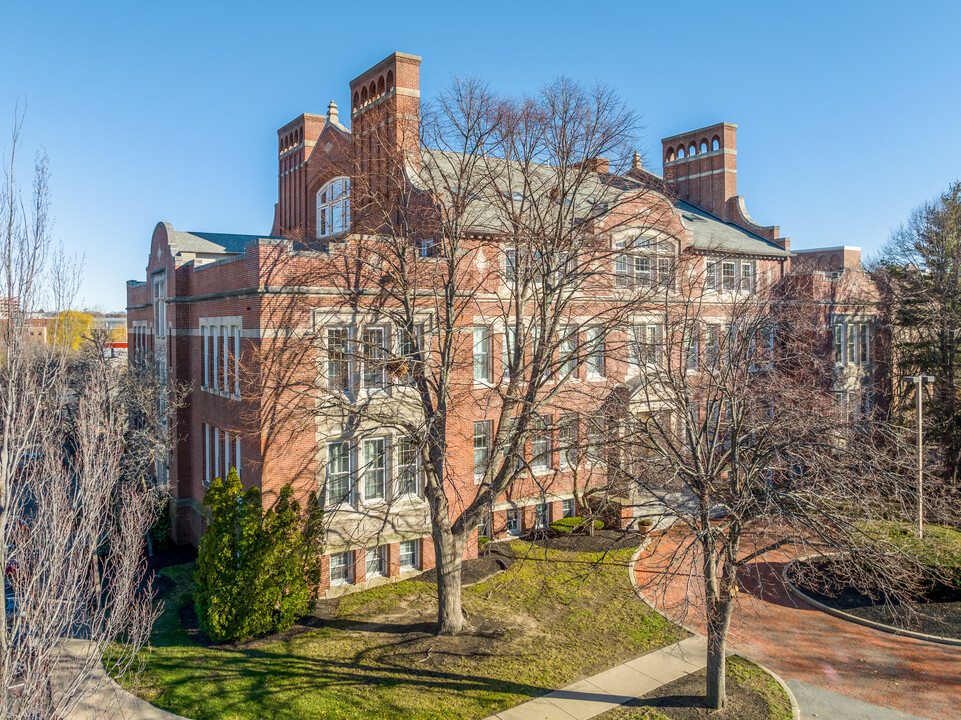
[330,552,351,583]
[327,327,351,392]
[363,439,387,501]
[399,540,418,569]
[365,546,384,578]
[473,421,490,475]
[587,327,604,376]
[506,509,520,534]
[722,262,736,291]
[397,438,421,495]
[327,442,352,504]
[362,327,386,389]
[532,416,551,469]
[473,327,490,381]
[559,415,577,468]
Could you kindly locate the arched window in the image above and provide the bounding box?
[700,140,708,153]
[316,177,350,237]
[711,137,720,151]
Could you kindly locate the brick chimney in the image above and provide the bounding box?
[662,122,737,221]
[275,113,325,237]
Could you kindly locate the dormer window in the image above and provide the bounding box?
[316,177,350,238]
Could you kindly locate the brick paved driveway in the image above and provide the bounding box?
[634,531,961,720]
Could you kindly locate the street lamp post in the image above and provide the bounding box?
[904,375,934,539]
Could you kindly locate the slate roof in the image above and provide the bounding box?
[412,149,788,258]
[167,231,281,256]
[676,201,790,258]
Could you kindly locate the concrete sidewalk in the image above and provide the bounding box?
[484,635,707,720]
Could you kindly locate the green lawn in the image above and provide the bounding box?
[118,541,683,720]
[867,521,961,577]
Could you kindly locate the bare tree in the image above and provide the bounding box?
[255,76,677,634]
[602,253,952,709]
[0,115,175,719]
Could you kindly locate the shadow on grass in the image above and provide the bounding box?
[142,643,559,720]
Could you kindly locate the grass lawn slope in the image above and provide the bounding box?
[117,541,683,720]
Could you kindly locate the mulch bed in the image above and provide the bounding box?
[419,542,516,586]
[610,666,778,720]
[528,528,646,554]
[791,558,961,640]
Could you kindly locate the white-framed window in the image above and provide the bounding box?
[706,324,721,367]
[399,540,419,570]
[535,503,549,529]
[833,324,843,364]
[705,260,718,291]
[200,320,241,397]
[326,440,352,505]
[558,414,578,469]
[330,551,352,585]
[505,247,519,284]
[395,324,422,386]
[586,327,605,377]
[685,330,699,370]
[506,508,520,535]
[397,437,423,496]
[473,420,491,477]
[705,258,756,294]
[562,498,575,518]
[615,237,673,289]
[362,326,388,390]
[362,438,388,503]
[203,423,212,487]
[531,415,552,470]
[740,261,755,293]
[503,325,516,381]
[846,324,857,364]
[559,331,577,377]
[327,326,352,392]
[721,261,737,292]
[631,324,662,367]
[473,326,491,382]
[658,257,673,290]
[859,323,871,364]
[365,545,386,578]
[316,176,350,238]
[152,273,166,339]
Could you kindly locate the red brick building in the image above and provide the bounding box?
[128,51,801,597]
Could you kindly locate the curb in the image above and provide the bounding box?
[748,658,801,720]
[782,559,961,648]
[629,536,702,638]
[630,542,801,720]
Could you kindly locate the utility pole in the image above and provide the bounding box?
[904,375,934,539]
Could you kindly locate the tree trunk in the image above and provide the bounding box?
[433,528,466,635]
[705,596,734,710]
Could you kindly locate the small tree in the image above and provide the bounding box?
[195,473,320,642]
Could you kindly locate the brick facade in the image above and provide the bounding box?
[126,50,852,599]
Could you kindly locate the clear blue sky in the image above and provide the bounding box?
[2,0,960,311]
